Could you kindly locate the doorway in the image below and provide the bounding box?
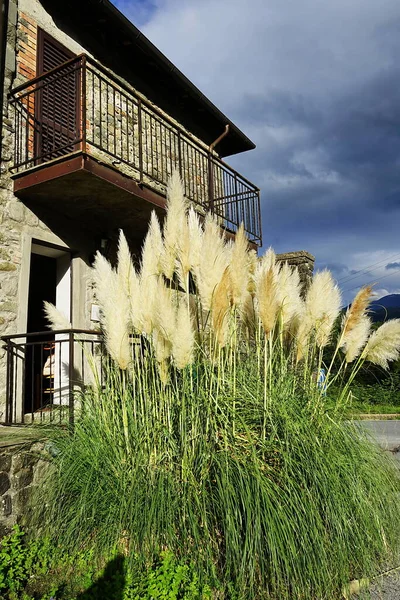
[24,243,71,415]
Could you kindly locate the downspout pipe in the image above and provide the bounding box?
[210,124,230,153]
[208,125,230,212]
[0,0,10,164]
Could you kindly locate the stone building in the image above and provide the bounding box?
[0,0,262,424]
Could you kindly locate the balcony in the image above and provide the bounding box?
[9,55,262,246]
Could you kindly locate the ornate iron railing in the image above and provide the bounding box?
[9,54,262,245]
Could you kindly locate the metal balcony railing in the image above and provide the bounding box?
[9,54,262,245]
[1,329,104,426]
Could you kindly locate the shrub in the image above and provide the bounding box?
[36,173,400,599]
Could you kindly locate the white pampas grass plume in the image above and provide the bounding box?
[297,270,341,352]
[341,286,373,340]
[242,292,256,332]
[194,213,228,311]
[228,224,249,309]
[255,263,279,336]
[93,252,131,370]
[361,319,400,369]
[259,247,277,272]
[43,301,71,330]
[212,267,232,347]
[138,217,164,335]
[276,262,303,331]
[187,207,203,272]
[161,171,188,280]
[172,303,194,368]
[247,249,258,296]
[148,212,164,275]
[343,316,371,363]
[117,230,133,293]
[154,278,177,344]
[176,216,191,292]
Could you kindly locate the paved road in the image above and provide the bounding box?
[356,421,400,598]
[356,420,400,457]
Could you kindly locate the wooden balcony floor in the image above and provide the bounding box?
[12,152,166,248]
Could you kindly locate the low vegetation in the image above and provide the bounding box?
[31,173,400,599]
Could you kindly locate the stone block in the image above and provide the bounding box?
[7,201,24,222]
[0,453,11,472]
[0,472,10,495]
[12,451,39,473]
[2,495,12,517]
[12,467,33,490]
[14,486,30,513]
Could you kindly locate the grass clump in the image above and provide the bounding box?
[36,173,400,599]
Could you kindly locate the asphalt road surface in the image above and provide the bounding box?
[356,420,400,598]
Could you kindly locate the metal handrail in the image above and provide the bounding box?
[9,53,262,244]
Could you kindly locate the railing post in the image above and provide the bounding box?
[177,130,183,178]
[69,330,75,430]
[5,341,11,424]
[81,55,87,154]
[208,152,214,213]
[138,98,143,183]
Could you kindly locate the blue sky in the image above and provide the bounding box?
[112,0,400,305]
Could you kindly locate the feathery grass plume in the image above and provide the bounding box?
[242,292,256,333]
[361,319,400,369]
[154,277,177,344]
[212,267,232,347]
[343,315,371,363]
[297,270,341,351]
[148,211,164,276]
[93,252,131,369]
[128,265,142,332]
[228,224,249,309]
[43,301,71,330]
[117,230,133,293]
[138,221,163,336]
[116,229,134,335]
[341,285,373,343]
[247,249,258,296]
[255,249,280,335]
[276,262,303,331]
[172,302,195,369]
[187,207,203,273]
[161,171,188,280]
[176,214,191,292]
[194,213,228,311]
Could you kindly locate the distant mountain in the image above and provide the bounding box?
[369,294,400,322]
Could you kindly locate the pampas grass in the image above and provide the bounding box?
[37,173,400,600]
[362,319,400,369]
[93,251,131,369]
[43,301,71,330]
[162,170,189,280]
[172,302,194,369]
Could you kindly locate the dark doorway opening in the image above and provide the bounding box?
[24,253,57,414]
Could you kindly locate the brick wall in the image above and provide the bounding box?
[16,13,37,81]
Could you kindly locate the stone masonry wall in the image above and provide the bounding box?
[0,440,49,536]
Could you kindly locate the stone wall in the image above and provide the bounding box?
[276,250,315,294]
[0,439,49,536]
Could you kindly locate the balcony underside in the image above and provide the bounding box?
[12,153,166,247]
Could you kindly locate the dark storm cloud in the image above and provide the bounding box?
[386,262,400,270]
[112,0,400,303]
